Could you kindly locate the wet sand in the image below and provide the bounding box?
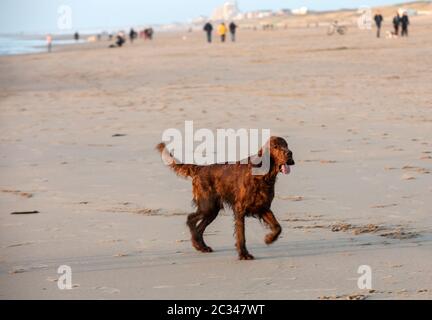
[0,17,432,299]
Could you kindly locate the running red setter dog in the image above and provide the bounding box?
[156,136,295,260]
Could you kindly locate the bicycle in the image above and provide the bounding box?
[327,21,347,35]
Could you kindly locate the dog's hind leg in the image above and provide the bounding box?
[187,211,206,252]
[261,210,282,245]
[195,200,221,252]
[187,198,219,253]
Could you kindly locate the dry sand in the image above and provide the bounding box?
[0,16,432,299]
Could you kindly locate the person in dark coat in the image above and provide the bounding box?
[401,12,409,37]
[147,28,154,40]
[229,22,237,42]
[374,12,383,38]
[203,22,213,43]
[116,32,126,47]
[392,12,401,35]
[129,28,137,43]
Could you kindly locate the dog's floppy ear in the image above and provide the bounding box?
[257,139,271,157]
[251,139,272,175]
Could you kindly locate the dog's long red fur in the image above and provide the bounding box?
[156,136,295,260]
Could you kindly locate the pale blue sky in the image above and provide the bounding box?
[0,0,412,33]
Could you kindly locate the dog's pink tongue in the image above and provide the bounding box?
[281,164,290,174]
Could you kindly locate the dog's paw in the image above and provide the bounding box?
[192,240,212,253]
[200,246,213,253]
[265,234,276,245]
[265,230,281,245]
[239,253,254,260]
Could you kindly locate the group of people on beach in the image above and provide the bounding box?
[44,27,155,52]
[111,27,154,48]
[203,22,238,43]
[374,11,410,38]
[44,11,412,53]
[127,28,153,43]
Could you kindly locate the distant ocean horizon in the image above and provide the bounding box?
[0,36,85,56]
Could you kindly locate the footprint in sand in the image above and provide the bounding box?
[153,285,174,289]
[420,152,432,160]
[371,203,398,209]
[277,195,304,201]
[113,253,130,257]
[9,264,48,274]
[94,286,119,294]
[299,159,337,164]
[380,229,419,240]
[399,165,431,180]
[310,149,327,153]
[319,293,368,300]
[98,239,123,244]
[1,189,33,198]
[9,266,29,274]
[402,165,430,174]
[384,166,398,171]
[6,241,35,248]
[319,160,337,164]
[185,283,203,287]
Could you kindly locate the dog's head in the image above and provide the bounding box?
[261,136,295,175]
[253,136,295,175]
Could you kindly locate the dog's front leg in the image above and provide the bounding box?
[235,214,254,260]
[262,210,282,245]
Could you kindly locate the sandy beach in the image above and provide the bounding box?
[1,13,432,299]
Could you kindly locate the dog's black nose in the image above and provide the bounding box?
[288,159,295,165]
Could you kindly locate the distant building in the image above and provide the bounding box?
[417,10,432,15]
[192,15,208,24]
[291,7,308,15]
[211,1,240,20]
[357,6,372,30]
[233,13,246,20]
[397,8,418,16]
[276,9,292,16]
[256,10,274,18]
[243,10,273,19]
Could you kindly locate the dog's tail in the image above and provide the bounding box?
[156,142,198,178]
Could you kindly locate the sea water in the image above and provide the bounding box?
[0,36,84,55]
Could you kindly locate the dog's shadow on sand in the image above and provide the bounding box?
[208,233,431,261]
[5,234,430,276]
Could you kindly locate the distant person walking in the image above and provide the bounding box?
[203,22,213,43]
[374,12,383,38]
[74,32,79,42]
[147,28,154,40]
[218,22,227,42]
[392,12,401,36]
[143,28,154,40]
[129,28,137,43]
[401,12,409,37]
[46,34,52,52]
[229,22,237,42]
